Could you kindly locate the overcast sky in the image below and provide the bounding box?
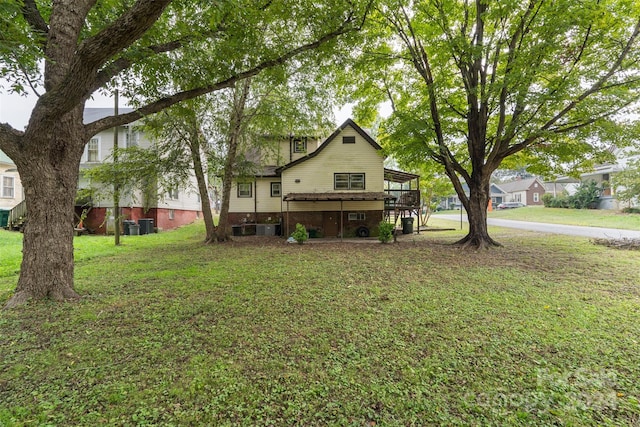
[0,90,355,130]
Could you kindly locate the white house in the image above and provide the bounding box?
[77,108,203,233]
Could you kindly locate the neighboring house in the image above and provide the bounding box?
[497,177,546,206]
[77,108,202,234]
[0,150,23,210]
[554,151,640,209]
[441,183,507,210]
[228,119,419,237]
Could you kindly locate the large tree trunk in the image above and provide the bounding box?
[455,176,501,249]
[5,111,85,308]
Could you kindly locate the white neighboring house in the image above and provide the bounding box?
[78,108,203,234]
[555,149,640,210]
[0,150,23,210]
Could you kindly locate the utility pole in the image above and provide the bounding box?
[113,90,121,245]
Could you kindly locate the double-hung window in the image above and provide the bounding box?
[2,176,14,198]
[293,138,307,153]
[237,182,252,198]
[87,138,100,162]
[270,182,281,197]
[334,173,365,190]
[126,129,140,148]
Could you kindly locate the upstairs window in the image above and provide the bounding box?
[342,136,356,144]
[334,173,365,190]
[2,176,14,198]
[87,138,100,162]
[167,188,179,200]
[126,129,140,148]
[293,138,307,153]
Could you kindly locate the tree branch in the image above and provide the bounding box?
[0,123,23,161]
[21,0,49,41]
[84,18,358,136]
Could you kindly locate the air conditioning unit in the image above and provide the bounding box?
[256,224,275,236]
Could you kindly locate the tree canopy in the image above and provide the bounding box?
[349,0,640,247]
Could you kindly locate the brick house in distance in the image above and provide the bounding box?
[497,177,546,206]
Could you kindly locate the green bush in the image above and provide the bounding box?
[543,181,600,209]
[377,221,395,243]
[291,223,308,244]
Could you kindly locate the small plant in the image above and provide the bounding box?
[291,223,308,244]
[378,221,395,243]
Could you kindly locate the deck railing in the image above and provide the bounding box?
[384,189,420,209]
[7,199,26,229]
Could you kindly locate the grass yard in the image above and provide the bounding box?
[486,205,640,230]
[1,224,639,426]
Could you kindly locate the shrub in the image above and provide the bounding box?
[569,180,600,209]
[622,207,640,214]
[378,221,395,243]
[291,223,308,244]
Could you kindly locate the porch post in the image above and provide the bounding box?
[340,200,344,242]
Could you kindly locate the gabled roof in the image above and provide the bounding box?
[0,150,14,165]
[497,177,544,193]
[278,119,382,172]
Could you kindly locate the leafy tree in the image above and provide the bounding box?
[0,0,372,308]
[352,0,640,248]
[615,157,640,208]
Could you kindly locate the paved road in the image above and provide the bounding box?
[435,214,640,239]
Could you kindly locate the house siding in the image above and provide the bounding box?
[281,127,384,197]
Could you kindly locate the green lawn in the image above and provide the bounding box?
[487,205,640,230]
[1,224,639,425]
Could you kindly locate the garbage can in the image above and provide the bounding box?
[401,217,414,234]
[129,224,140,235]
[0,209,9,228]
[123,220,136,235]
[138,218,154,235]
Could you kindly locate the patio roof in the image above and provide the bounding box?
[283,192,396,202]
[384,168,419,184]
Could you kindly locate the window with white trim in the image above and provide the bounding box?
[348,212,365,221]
[237,182,252,198]
[168,209,175,220]
[533,192,539,203]
[126,129,140,148]
[2,176,14,198]
[167,188,179,200]
[334,173,365,190]
[87,138,100,162]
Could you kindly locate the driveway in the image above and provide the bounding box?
[435,214,640,239]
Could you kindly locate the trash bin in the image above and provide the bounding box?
[401,217,414,234]
[0,209,9,228]
[123,220,136,235]
[129,224,140,235]
[138,218,154,235]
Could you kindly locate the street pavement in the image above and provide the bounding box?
[435,214,640,239]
